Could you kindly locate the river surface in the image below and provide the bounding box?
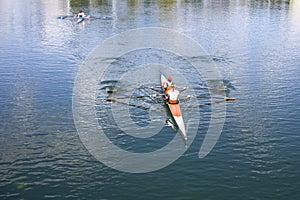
[1,0,300,199]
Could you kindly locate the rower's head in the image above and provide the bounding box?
[167,76,172,82]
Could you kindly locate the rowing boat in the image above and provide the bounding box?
[105,76,235,144]
[161,74,187,142]
[58,15,112,21]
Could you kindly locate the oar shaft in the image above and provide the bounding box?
[189,95,236,101]
[183,87,227,91]
[105,94,165,102]
[107,86,227,94]
[106,95,145,101]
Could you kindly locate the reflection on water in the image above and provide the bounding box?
[1,0,300,199]
[289,0,300,44]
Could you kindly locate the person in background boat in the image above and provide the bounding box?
[166,84,179,104]
[162,75,173,93]
[76,10,85,18]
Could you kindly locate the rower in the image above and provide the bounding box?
[77,10,85,18]
[162,75,173,93]
[167,84,179,104]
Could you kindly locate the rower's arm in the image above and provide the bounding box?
[162,82,167,89]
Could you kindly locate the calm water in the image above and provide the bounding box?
[1,0,300,199]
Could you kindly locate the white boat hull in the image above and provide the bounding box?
[161,74,187,142]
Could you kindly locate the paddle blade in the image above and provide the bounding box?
[224,97,236,101]
[106,98,117,102]
[106,90,117,93]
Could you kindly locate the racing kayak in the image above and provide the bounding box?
[161,74,187,142]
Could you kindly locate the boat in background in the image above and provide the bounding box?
[58,15,113,21]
